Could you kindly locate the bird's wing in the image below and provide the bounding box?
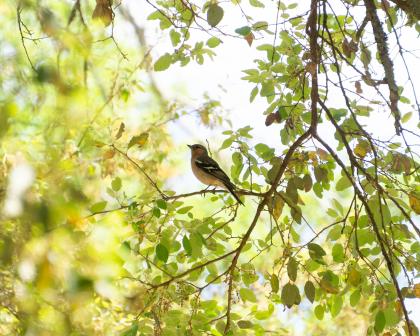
[195,155,232,185]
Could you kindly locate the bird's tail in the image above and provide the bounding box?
[224,182,244,206]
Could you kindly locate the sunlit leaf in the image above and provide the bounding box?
[111,177,122,191]
[128,133,149,149]
[374,310,385,333]
[239,288,257,302]
[90,201,107,213]
[409,193,420,214]
[154,53,172,71]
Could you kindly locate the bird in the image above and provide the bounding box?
[188,144,244,205]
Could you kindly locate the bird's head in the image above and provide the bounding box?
[187,144,207,156]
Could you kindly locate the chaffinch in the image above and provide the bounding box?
[188,144,244,205]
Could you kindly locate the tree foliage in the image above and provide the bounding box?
[1,0,419,335]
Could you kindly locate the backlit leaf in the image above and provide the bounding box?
[409,193,420,214]
[90,201,107,213]
[128,133,149,149]
[111,177,122,191]
[182,236,192,256]
[239,288,257,302]
[154,53,172,71]
[374,310,385,333]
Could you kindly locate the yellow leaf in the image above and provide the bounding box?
[316,148,329,161]
[414,283,420,298]
[272,194,284,220]
[395,300,403,317]
[103,149,115,159]
[308,151,318,162]
[245,32,254,47]
[409,193,420,214]
[128,133,149,149]
[320,279,339,294]
[115,122,125,140]
[348,267,361,287]
[354,140,370,158]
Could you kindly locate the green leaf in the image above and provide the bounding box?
[304,281,315,303]
[111,177,122,191]
[327,226,342,241]
[331,295,343,317]
[90,201,107,213]
[260,80,274,97]
[237,320,253,329]
[169,29,181,47]
[314,305,324,320]
[303,174,312,192]
[314,166,328,183]
[239,288,257,302]
[156,199,167,209]
[249,0,265,7]
[307,243,326,263]
[270,274,279,293]
[190,232,203,258]
[207,4,224,27]
[401,111,412,123]
[182,236,192,255]
[152,207,161,218]
[347,266,362,287]
[177,206,193,214]
[374,310,385,333]
[332,243,345,263]
[320,271,340,294]
[281,283,301,308]
[206,36,221,48]
[254,303,274,320]
[154,53,172,71]
[235,26,251,36]
[156,243,169,263]
[250,86,258,102]
[384,306,400,327]
[252,21,268,30]
[336,175,352,191]
[121,322,138,336]
[220,137,234,149]
[350,289,360,307]
[291,206,302,224]
[240,263,256,285]
[287,257,298,282]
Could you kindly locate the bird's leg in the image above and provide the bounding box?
[201,185,217,197]
[201,185,211,197]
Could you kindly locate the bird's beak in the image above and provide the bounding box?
[187,144,192,149]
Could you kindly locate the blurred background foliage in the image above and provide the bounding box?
[1,0,182,334]
[0,0,419,335]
